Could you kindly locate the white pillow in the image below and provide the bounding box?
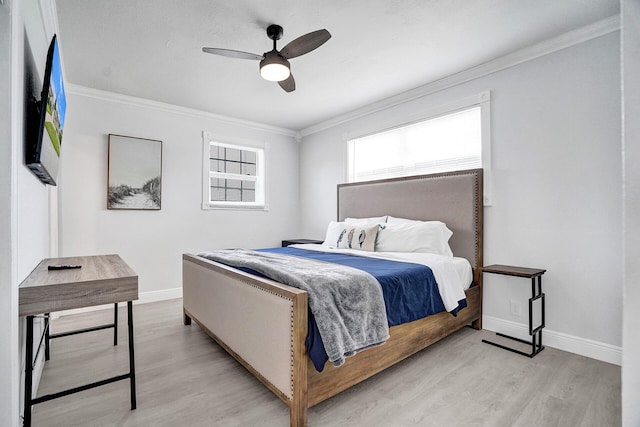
[387,216,426,224]
[323,221,343,248]
[376,221,454,256]
[323,221,378,252]
[344,216,387,226]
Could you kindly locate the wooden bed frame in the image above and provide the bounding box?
[182,169,483,427]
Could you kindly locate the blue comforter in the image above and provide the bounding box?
[257,247,466,372]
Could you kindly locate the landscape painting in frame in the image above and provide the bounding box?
[107,134,162,210]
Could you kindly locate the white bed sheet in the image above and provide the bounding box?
[289,244,472,313]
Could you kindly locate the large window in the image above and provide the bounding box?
[347,92,491,204]
[202,132,267,210]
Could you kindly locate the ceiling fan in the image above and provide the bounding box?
[202,24,331,93]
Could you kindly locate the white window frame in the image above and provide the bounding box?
[345,91,492,205]
[202,131,269,210]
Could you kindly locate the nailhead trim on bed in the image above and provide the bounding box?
[289,303,295,401]
[236,279,295,400]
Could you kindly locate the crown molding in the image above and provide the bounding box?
[38,0,59,38]
[300,15,621,138]
[66,84,299,139]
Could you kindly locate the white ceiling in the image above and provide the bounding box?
[55,0,619,131]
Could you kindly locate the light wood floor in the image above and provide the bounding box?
[32,299,620,426]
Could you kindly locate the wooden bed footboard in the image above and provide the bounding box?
[183,254,309,426]
[183,254,481,427]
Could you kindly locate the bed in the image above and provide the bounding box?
[182,168,483,426]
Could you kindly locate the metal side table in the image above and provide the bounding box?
[481,264,546,358]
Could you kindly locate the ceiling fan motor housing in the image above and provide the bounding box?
[266,24,284,41]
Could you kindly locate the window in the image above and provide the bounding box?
[202,132,267,210]
[347,92,491,204]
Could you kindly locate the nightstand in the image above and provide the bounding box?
[281,239,324,247]
[482,264,547,358]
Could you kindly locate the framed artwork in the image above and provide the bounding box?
[107,134,162,210]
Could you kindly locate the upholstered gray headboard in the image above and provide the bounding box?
[337,169,483,273]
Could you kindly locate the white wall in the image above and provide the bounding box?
[299,32,622,362]
[18,3,60,417]
[0,2,18,424]
[1,0,59,425]
[58,89,300,301]
[622,0,640,424]
[19,0,54,277]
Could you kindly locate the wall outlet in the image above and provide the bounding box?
[510,300,522,317]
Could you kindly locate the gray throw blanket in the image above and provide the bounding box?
[198,249,390,367]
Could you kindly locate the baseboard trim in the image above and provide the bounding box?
[52,287,183,318]
[483,315,621,366]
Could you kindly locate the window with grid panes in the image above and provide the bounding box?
[202,133,267,209]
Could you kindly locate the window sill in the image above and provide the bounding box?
[202,203,269,212]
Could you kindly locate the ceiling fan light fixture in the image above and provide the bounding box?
[260,51,291,82]
[202,24,331,92]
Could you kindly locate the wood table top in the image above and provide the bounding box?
[482,264,546,278]
[19,254,138,316]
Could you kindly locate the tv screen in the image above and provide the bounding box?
[26,34,66,186]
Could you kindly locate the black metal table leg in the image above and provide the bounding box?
[539,276,545,350]
[44,313,50,361]
[24,316,34,427]
[27,301,138,415]
[127,301,137,410]
[530,277,536,355]
[527,275,545,357]
[114,303,118,346]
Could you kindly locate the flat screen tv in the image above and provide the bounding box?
[26,34,66,186]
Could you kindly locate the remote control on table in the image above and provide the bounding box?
[48,265,82,270]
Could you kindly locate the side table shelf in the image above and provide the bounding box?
[282,239,324,247]
[482,264,547,358]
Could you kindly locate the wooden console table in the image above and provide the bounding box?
[19,254,138,427]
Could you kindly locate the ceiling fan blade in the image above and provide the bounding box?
[202,47,263,61]
[278,74,296,92]
[279,29,331,59]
